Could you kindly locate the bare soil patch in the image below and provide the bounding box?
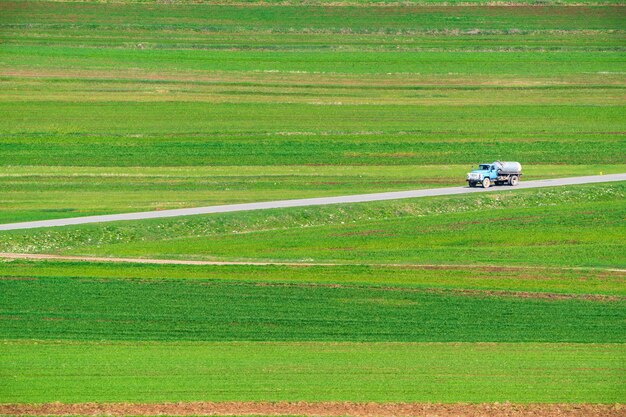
[3,69,604,88]
[0,402,624,417]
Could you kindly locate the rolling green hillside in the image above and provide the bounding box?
[2,183,623,268]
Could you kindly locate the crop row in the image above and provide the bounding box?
[4,102,623,135]
[2,258,624,296]
[3,2,624,32]
[5,46,626,75]
[2,340,624,403]
[1,275,624,342]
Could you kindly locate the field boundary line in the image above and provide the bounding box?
[0,401,624,417]
[1,173,624,231]
[1,252,624,272]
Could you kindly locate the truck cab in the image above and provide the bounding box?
[466,161,521,188]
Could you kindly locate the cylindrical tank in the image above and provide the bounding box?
[494,161,522,174]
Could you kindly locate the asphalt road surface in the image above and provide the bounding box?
[1,173,624,231]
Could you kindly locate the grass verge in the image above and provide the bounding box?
[1,183,623,268]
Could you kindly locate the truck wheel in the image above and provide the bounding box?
[482,178,490,188]
[509,175,519,186]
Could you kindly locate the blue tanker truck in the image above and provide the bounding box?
[466,161,522,188]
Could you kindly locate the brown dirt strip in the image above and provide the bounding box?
[0,252,337,267]
[1,402,624,417]
[2,69,616,88]
[1,252,624,274]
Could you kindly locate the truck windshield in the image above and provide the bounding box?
[479,165,491,170]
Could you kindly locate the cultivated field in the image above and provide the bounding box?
[1,0,625,223]
[0,0,625,416]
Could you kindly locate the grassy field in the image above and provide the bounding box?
[3,274,625,342]
[1,184,624,404]
[1,164,623,223]
[1,0,625,411]
[2,341,624,403]
[0,0,624,224]
[2,259,624,295]
[2,183,624,268]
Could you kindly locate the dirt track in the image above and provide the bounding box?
[1,402,624,417]
[2,252,624,273]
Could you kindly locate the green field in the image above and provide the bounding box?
[3,273,624,342]
[1,0,624,224]
[2,258,624,295]
[2,164,623,224]
[2,341,624,403]
[1,0,625,411]
[2,183,624,268]
[1,185,625,404]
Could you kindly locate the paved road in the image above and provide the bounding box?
[1,173,624,231]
